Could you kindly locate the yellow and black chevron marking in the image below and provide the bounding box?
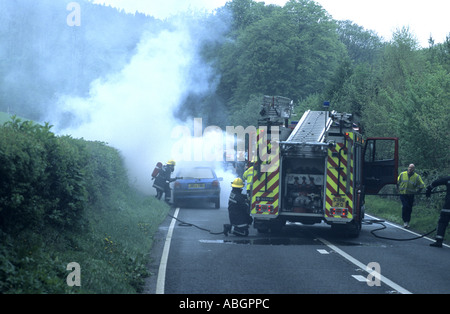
[250,128,280,216]
[325,132,354,220]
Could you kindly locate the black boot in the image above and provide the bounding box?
[223,224,231,236]
[430,239,443,248]
[232,226,249,237]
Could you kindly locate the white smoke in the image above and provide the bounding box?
[49,14,228,192]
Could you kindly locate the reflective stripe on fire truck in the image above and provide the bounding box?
[251,128,280,216]
[325,132,354,220]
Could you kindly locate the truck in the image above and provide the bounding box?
[249,96,398,237]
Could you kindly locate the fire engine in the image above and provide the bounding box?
[249,96,398,237]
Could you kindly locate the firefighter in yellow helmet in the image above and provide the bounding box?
[153,160,177,203]
[223,178,253,236]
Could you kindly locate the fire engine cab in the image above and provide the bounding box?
[249,96,398,237]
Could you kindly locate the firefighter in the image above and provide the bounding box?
[242,162,254,199]
[397,164,425,228]
[153,160,177,203]
[426,176,450,248]
[223,178,253,236]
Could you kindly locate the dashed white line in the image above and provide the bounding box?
[156,207,180,294]
[317,237,412,294]
[352,275,369,283]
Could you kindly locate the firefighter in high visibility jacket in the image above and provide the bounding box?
[427,176,450,248]
[223,178,253,236]
[397,164,425,228]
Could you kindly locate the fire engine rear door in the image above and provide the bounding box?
[363,137,399,194]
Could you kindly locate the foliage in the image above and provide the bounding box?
[323,27,450,170]
[0,116,86,233]
[229,93,264,127]
[336,20,384,64]
[212,0,346,118]
[0,117,169,293]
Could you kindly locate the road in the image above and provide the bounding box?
[145,200,450,295]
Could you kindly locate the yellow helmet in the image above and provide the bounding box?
[231,178,244,188]
[167,160,176,166]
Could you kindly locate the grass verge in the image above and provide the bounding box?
[365,194,448,244]
[1,192,169,293]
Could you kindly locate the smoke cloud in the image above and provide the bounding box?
[48,9,231,193]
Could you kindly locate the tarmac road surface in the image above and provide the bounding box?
[145,200,450,295]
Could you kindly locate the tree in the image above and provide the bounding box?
[360,27,450,169]
[337,20,384,65]
[224,0,268,33]
[216,0,345,110]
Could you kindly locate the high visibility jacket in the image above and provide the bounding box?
[397,171,425,195]
[243,166,254,191]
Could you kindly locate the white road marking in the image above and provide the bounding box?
[156,207,180,294]
[352,275,368,282]
[317,237,412,294]
[317,249,329,254]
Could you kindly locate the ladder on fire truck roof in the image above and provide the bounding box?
[286,110,333,144]
[260,95,294,124]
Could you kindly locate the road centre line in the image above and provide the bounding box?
[156,207,180,294]
[317,237,412,294]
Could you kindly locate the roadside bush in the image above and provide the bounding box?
[0,117,88,233]
[83,140,129,211]
[0,117,169,293]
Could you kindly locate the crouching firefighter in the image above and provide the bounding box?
[427,176,450,248]
[223,178,253,236]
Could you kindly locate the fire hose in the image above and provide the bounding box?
[167,213,225,235]
[363,218,436,241]
[363,189,442,241]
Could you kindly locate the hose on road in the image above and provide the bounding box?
[167,213,225,235]
[363,218,436,241]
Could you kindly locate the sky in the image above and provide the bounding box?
[93,0,450,48]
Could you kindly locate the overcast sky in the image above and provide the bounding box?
[92,0,449,48]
